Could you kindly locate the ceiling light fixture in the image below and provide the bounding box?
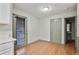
[43,7,49,11]
[40,6,51,12]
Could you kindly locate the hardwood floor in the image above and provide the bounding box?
[15,40,76,55]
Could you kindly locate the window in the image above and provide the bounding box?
[67,24,70,32]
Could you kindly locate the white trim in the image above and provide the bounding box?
[61,18,65,44]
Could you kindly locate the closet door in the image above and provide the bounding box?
[50,18,62,44]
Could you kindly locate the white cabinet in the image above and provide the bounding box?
[0,41,14,55]
[0,3,11,25]
[0,42,13,51]
[0,48,14,55]
[0,3,14,55]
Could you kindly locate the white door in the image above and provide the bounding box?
[50,18,62,44]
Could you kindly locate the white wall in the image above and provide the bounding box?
[77,3,79,54]
[39,10,76,44]
[39,18,50,41]
[77,4,79,37]
[13,8,39,44]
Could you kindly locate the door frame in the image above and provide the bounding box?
[12,14,28,47]
[64,16,76,44]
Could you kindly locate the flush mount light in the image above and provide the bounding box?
[42,7,49,11]
[40,6,52,12]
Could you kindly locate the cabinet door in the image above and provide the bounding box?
[0,3,10,24]
[0,48,14,55]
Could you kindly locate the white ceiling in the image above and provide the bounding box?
[13,3,76,19]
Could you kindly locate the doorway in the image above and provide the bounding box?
[65,17,76,45]
[16,16,25,47]
[12,14,27,48]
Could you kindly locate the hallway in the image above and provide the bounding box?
[15,40,76,55]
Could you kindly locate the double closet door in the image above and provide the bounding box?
[50,18,62,44]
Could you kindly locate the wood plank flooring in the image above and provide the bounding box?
[15,40,76,55]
